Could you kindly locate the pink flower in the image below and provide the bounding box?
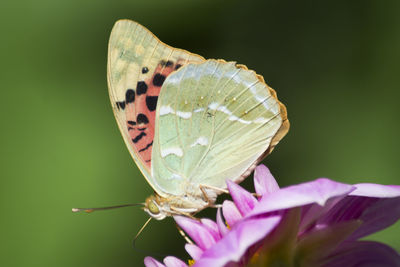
[145,165,400,267]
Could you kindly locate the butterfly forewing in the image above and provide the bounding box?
[150,60,288,196]
[107,20,204,183]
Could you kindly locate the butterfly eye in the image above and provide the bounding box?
[148,200,160,215]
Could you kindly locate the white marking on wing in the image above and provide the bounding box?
[217,105,231,114]
[229,115,251,124]
[184,65,201,80]
[232,71,254,87]
[194,107,205,113]
[176,111,192,119]
[208,102,219,110]
[253,117,267,123]
[159,105,192,119]
[190,136,209,147]
[209,102,253,124]
[165,74,180,84]
[208,102,233,115]
[164,68,185,84]
[161,147,183,157]
[160,105,174,115]
[250,86,271,110]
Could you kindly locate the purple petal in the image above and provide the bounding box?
[144,257,165,267]
[299,194,347,234]
[200,218,221,241]
[350,197,400,240]
[318,184,400,240]
[227,180,258,216]
[350,184,400,198]
[250,178,354,217]
[163,256,188,267]
[216,208,229,236]
[254,164,280,197]
[174,216,216,250]
[320,241,400,267]
[194,216,281,267]
[222,200,242,227]
[185,244,203,261]
[296,220,362,265]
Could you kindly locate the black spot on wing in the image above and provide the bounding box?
[139,141,153,152]
[132,132,146,143]
[136,81,148,95]
[142,67,149,74]
[175,64,182,70]
[125,89,135,103]
[136,113,149,124]
[127,120,136,131]
[116,101,126,110]
[153,74,166,87]
[160,60,173,67]
[146,96,158,112]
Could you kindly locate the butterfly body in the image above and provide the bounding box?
[144,191,209,220]
[107,20,289,220]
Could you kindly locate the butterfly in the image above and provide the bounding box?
[106,19,289,220]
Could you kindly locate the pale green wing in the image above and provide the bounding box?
[150,60,288,196]
[107,19,204,183]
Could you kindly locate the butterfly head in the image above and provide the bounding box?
[144,195,168,220]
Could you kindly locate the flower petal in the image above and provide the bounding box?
[222,200,242,227]
[163,256,188,267]
[144,256,165,267]
[216,208,229,236]
[200,218,221,241]
[295,220,362,266]
[298,194,347,234]
[254,164,279,197]
[174,216,216,250]
[185,244,203,261]
[250,178,354,217]
[320,241,400,267]
[350,197,400,240]
[350,184,400,198]
[194,216,281,267]
[318,184,400,240]
[323,197,400,241]
[227,180,258,216]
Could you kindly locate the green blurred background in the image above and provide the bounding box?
[1,0,399,266]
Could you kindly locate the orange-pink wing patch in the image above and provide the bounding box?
[116,60,183,169]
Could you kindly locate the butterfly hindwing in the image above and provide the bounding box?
[107,20,204,182]
[150,60,289,196]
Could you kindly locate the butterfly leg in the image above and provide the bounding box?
[200,184,260,202]
[199,185,224,208]
[170,207,200,221]
[199,184,229,195]
[176,224,194,245]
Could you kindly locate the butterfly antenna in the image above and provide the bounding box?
[134,216,152,241]
[132,217,187,259]
[72,203,144,213]
[132,217,167,257]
